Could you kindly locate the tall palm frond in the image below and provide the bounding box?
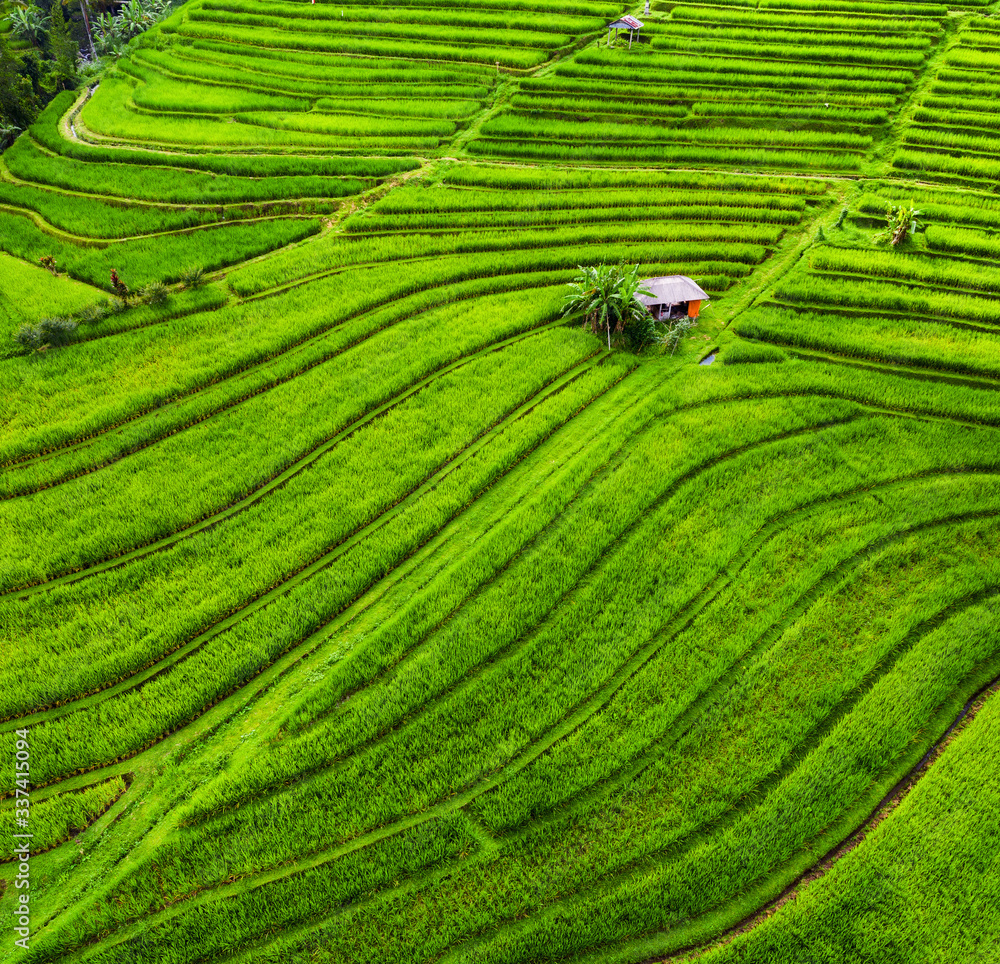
[563,261,654,351]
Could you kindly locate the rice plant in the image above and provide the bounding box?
[5,3,1000,963]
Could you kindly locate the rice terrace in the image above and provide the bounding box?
[2,0,1000,955]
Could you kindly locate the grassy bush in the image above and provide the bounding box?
[736,305,1000,377]
[811,245,1000,292]
[441,163,828,193]
[659,21,933,49]
[669,4,943,32]
[522,75,899,107]
[894,148,1000,182]
[573,49,916,84]
[185,5,577,48]
[198,0,604,35]
[482,113,874,149]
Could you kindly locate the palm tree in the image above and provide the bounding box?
[563,261,654,351]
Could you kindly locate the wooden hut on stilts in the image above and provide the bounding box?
[606,14,643,48]
[634,276,709,320]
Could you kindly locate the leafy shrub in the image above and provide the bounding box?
[77,303,108,324]
[13,325,44,351]
[13,317,79,351]
[110,268,129,297]
[621,310,659,353]
[37,316,78,346]
[873,201,921,246]
[139,281,170,306]
[179,266,205,289]
[660,316,697,355]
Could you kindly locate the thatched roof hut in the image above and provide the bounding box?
[607,14,643,47]
[635,275,709,320]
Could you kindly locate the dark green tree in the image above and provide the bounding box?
[0,33,40,137]
[44,0,78,92]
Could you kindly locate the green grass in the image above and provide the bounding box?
[468,13,936,169]
[711,669,1000,963]
[0,776,128,861]
[0,209,320,289]
[2,1,1000,963]
[0,252,104,327]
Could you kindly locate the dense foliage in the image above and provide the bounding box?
[563,261,655,351]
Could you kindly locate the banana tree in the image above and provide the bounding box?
[563,261,654,351]
[118,0,154,38]
[94,9,122,53]
[5,4,50,46]
[874,201,921,247]
[94,0,169,56]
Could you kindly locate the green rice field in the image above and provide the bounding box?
[2,0,999,959]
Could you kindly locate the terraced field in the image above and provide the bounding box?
[2,0,1000,960]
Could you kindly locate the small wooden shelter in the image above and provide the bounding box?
[606,14,643,48]
[635,275,708,320]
